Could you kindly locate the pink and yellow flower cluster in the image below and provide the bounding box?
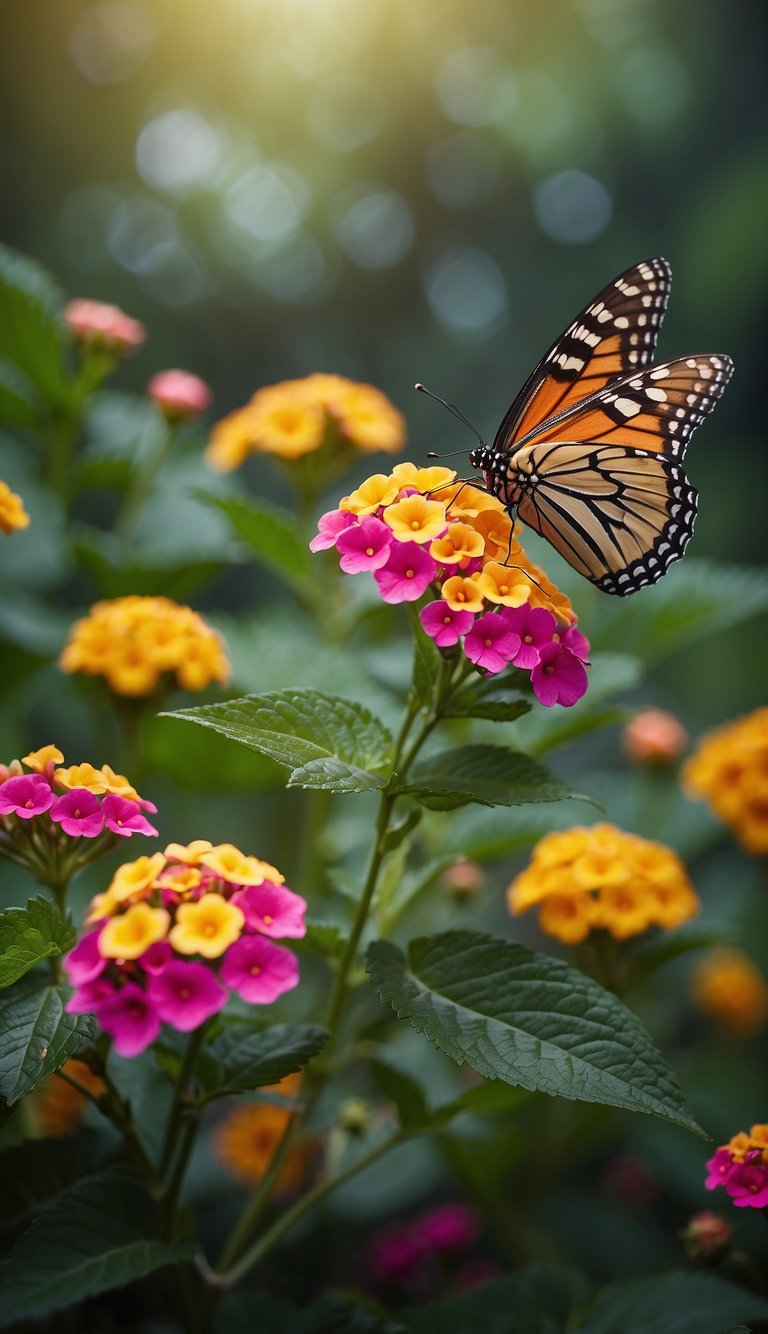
[64,841,306,1057]
[507,823,699,944]
[312,463,589,708]
[59,595,230,698]
[706,1124,768,1209]
[0,745,157,848]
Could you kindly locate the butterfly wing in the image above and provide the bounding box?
[516,354,734,460]
[514,442,698,595]
[494,257,671,450]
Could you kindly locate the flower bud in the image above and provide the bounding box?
[338,1097,374,1136]
[682,1210,732,1263]
[148,370,212,423]
[623,708,688,766]
[442,859,485,900]
[64,299,145,357]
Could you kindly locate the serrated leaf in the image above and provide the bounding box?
[201,1022,327,1100]
[402,1264,592,1334]
[445,678,531,723]
[579,1270,768,1334]
[0,974,95,1105]
[367,931,702,1133]
[0,898,76,988]
[0,356,42,429]
[0,1170,195,1326]
[199,492,312,589]
[166,689,393,793]
[0,244,70,405]
[395,744,591,811]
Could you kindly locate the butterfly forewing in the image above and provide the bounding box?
[515,444,698,595]
[517,353,734,461]
[494,257,671,451]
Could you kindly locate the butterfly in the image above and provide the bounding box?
[461,257,733,595]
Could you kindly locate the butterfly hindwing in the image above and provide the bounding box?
[517,353,734,461]
[494,257,671,450]
[514,443,698,595]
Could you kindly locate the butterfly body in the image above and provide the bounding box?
[466,258,733,596]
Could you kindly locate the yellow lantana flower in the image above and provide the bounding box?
[382,494,448,544]
[684,708,768,855]
[475,561,532,607]
[441,574,485,613]
[0,480,30,535]
[692,947,768,1036]
[98,902,170,959]
[169,893,244,959]
[87,852,168,920]
[21,745,64,773]
[429,522,485,565]
[340,474,400,516]
[200,843,284,886]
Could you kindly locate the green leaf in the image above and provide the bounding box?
[433,1078,535,1125]
[378,855,467,929]
[199,492,313,589]
[0,244,70,405]
[403,1263,592,1333]
[516,653,640,757]
[166,689,393,793]
[0,974,95,1105]
[0,1170,195,1326]
[73,526,227,600]
[0,1133,99,1223]
[579,1270,768,1334]
[0,898,76,988]
[298,921,347,958]
[369,1058,432,1130]
[410,612,442,707]
[367,931,702,1134]
[444,678,531,723]
[589,560,768,666]
[201,1022,328,1100]
[395,744,592,811]
[0,356,42,429]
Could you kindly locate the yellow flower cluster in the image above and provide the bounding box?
[507,823,699,944]
[59,595,230,697]
[691,947,768,1036]
[213,1073,308,1191]
[35,1059,106,1137]
[341,462,576,623]
[206,373,406,471]
[0,480,29,535]
[683,708,768,855]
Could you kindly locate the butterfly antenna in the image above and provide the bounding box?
[415,382,485,452]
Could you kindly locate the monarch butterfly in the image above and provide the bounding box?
[422,258,733,595]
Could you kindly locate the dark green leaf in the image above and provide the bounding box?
[444,678,531,723]
[369,1058,432,1130]
[298,921,347,958]
[199,492,313,588]
[0,1133,99,1224]
[0,356,42,429]
[367,931,702,1133]
[201,1022,327,1100]
[166,689,393,793]
[402,1264,592,1333]
[410,612,442,707]
[215,1291,305,1334]
[395,744,592,811]
[579,1270,768,1334]
[433,1078,534,1125]
[0,1170,195,1326]
[0,898,76,988]
[0,244,70,405]
[0,974,95,1105]
[73,526,226,599]
[380,807,424,854]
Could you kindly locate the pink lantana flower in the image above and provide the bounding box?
[148,960,228,1030]
[66,976,116,1015]
[500,604,556,669]
[0,773,54,819]
[148,370,212,422]
[726,1160,768,1208]
[560,624,591,662]
[419,601,475,648]
[96,983,161,1057]
[138,940,173,973]
[335,516,393,573]
[50,789,105,838]
[374,542,437,604]
[530,643,589,708]
[464,613,521,675]
[102,794,159,838]
[414,1203,481,1252]
[231,881,307,939]
[705,1148,736,1192]
[63,931,107,986]
[309,509,356,552]
[219,935,299,1003]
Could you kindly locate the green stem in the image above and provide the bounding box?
[161,1111,201,1238]
[159,1026,207,1182]
[214,1132,404,1289]
[213,1111,300,1274]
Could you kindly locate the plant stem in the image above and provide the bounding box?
[215,1132,404,1289]
[213,1111,300,1274]
[159,1026,207,1182]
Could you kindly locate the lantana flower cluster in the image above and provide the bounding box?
[507,823,699,944]
[706,1124,768,1209]
[206,373,406,472]
[684,707,768,854]
[691,946,768,1036]
[0,745,157,880]
[59,595,230,697]
[312,462,589,708]
[0,479,30,536]
[64,841,307,1057]
[64,298,145,358]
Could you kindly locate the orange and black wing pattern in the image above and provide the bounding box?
[494,257,671,450]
